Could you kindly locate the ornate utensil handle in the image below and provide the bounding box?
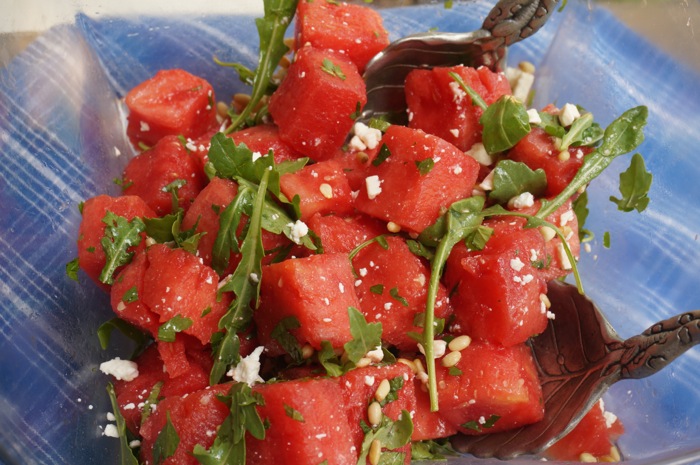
[615,311,700,379]
[483,0,560,44]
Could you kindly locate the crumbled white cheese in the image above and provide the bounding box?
[559,103,581,127]
[365,175,382,200]
[227,346,264,386]
[349,122,382,151]
[287,220,309,244]
[103,424,119,438]
[366,346,384,363]
[139,121,150,132]
[557,242,573,270]
[510,257,525,272]
[449,81,466,102]
[466,142,494,166]
[100,358,139,381]
[527,108,541,124]
[449,128,460,138]
[508,192,535,209]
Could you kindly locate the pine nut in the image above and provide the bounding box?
[301,344,314,360]
[356,357,371,368]
[441,350,462,368]
[216,101,229,118]
[283,37,296,51]
[367,401,382,426]
[397,358,416,373]
[579,452,598,462]
[448,335,472,352]
[386,221,401,233]
[375,379,391,402]
[369,439,382,465]
[558,150,571,162]
[518,61,536,74]
[355,151,369,163]
[278,55,291,69]
[539,293,551,309]
[539,226,556,242]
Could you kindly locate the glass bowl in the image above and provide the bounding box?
[1,1,699,464]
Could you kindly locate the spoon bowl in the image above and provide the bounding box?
[452,280,700,459]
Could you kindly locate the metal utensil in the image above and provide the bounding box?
[452,280,700,459]
[359,0,559,124]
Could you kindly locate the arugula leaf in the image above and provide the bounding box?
[603,231,611,248]
[537,106,648,219]
[158,315,194,342]
[464,224,493,251]
[479,95,531,154]
[153,412,180,465]
[344,307,383,365]
[66,257,80,281]
[144,210,204,254]
[488,160,547,204]
[122,286,139,304]
[422,197,485,411]
[225,0,298,132]
[370,284,384,295]
[211,187,252,274]
[284,404,305,422]
[163,179,187,213]
[210,169,271,385]
[411,438,457,460]
[415,158,435,175]
[271,316,303,364]
[372,143,391,166]
[609,152,652,212]
[106,383,140,465]
[389,287,409,307]
[99,211,145,285]
[378,376,405,407]
[192,383,266,465]
[357,410,413,465]
[406,239,434,261]
[96,318,149,359]
[461,414,501,432]
[318,340,346,377]
[572,190,591,241]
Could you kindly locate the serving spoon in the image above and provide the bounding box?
[452,280,700,459]
[360,0,560,124]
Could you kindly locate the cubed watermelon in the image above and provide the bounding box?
[353,236,453,351]
[279,158,355,221]
[354,125,480,234]
[125,69,218,148]
[295,0,390,72]
[255,252,361,355]
[122,135,207,216]
[405,65,512,152]
[443,218,548,346]
[247,378,357,465]
[434,341,544,435]
[306,212,385,254]
[268,46,366,161]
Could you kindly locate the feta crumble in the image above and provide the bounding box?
[365,175,382,200]
[227,346,264,386]
[100,358,139,382]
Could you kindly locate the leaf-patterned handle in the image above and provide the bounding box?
[483,0,560,45]
[615,311,700,380]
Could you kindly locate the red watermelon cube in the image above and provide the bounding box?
[405,65,511,152]
[268,46,366,162]
[306,212,385,254]
[255,252,361,355]
[295,0,390,72]
[125,68,218,148]
[354,125,479,234]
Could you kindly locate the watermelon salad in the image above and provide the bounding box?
[68,0,651,463]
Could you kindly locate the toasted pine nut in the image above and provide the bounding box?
[448,335,472,352]
[367,401,382,426]
[441,350,462,368]
[558,150,571,162]
[579,452,598,463]
[356,357,371,368]
[369,439,382,465]
[518,61,536,74]
[386,221,401,233]
[375,379,391,402]
[301,344,314,360]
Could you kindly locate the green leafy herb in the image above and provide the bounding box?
[271,316,303,364]
[448,366,463,376]
[370,284,384,295]
[106,383,140,465]
[96,318,149,358]
[357,410,413,465]
[225,0,298,132]
[99,211,146,285]
[488,160,547,204]
[464,224,493,251]
[411,438,457,460]
[461,414,500,433]
[378,376,405,407]
[421,196,486,411]
[163,179,187,213]
[66,257,80,281]
[609,152,652,212]
[344,307,382,365]
[318,340,345,377]
[192,382,266,465]
[406,239,434,261]
[536,106,648,219]
[144,210,204,254]
[415,158,435,175]
[122,286,139,304]
[320,57,346,80]
[284,404,305,422]
[603,231,611,248]
[158,315,194,342]
[210,168,271,385]
[572,190,591,241]
[140,381,163,427]
[479,95,531,153]
[153,412,180,465]
[348,235,389,262]
[372,143,392,166]
[389,287,409,307]
[368,116,391,133]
